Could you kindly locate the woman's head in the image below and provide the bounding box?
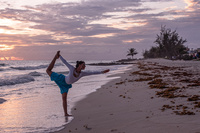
[76,61,85,70]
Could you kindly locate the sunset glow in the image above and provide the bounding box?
[0,0,199,60]
[0,56,23,60]
[184,0,199,11]
[109,22,148,30]
[89,33,116,38]
[0,45,14,51]
[123,39,144,43]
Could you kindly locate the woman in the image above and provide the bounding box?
[46,51,110,116]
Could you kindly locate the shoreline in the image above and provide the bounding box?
[54,64,135,133]
[54,59,200,133]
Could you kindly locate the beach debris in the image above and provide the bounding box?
[83,124,92,130]
[161,104,175,111]
[111,129,118,132]
[135,60,200,115]
[187,95,200,101]
[179,79,200,87]
[153,74,162,78]
[149,84,168,89]
[128,79,135,82]
[135,77,153,82]
[115,81,125,85]
[179,79,190,82]
[119,94,130,99]
[171,71,193,77]
[119,95,126,98]
[156,87,181,98]
[174,110,195,115]
[148,79,163,84]
[187,80,200,86]
[148,79,169,89]
[170,101,175,104]
[194,102,200,108]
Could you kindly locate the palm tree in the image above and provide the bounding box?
[127,48,138,59]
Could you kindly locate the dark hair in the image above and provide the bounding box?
[76,61,85,68]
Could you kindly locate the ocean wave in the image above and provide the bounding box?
[0,75,35,86]
[28,71,42,76]
[10,65,48,70]
[0,98,7,104]
[10,63,63,70]
[0,63,7,67]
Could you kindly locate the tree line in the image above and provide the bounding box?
[143,26,188,60]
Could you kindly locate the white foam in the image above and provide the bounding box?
[28,71,42,76]
[0,75,35,86]
[10,63,63,71]
[10,65,48,70]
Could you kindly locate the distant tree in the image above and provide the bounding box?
[127,48,138,59]
[143,47,160,58]
[154,25,187,59]
[143,26,187,59]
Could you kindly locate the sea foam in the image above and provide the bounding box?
[28,71,42,76]
[0,75,35,86]
[10,63,63,70]
[10,65,48,70]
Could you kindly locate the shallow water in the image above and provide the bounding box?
[0,60,130,133]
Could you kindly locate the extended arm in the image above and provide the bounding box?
[60,55,74,69]
[82,69,110,77]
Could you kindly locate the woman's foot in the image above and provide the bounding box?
[55,51,60,59]
[65,113,72,117]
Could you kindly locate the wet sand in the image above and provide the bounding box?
[55,59,200,133]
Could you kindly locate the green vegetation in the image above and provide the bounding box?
[127,48,138,59]
[143,26,188,59]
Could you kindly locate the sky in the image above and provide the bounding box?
[0,0,199,60]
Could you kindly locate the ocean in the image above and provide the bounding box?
[0,60,130,133]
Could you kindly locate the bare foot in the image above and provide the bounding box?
[55,51,60,59]
[65,114,73,117]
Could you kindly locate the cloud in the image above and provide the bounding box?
[0,0,199,60]
[0,25,14,30]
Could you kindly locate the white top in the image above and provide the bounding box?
[60,56,102,84]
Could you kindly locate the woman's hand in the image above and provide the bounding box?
[102,69,110,73]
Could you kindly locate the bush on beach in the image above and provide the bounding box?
[143,25,199,60]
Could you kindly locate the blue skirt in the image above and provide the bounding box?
[50,72,72,94]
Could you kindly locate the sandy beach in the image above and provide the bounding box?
[54,59,200,133]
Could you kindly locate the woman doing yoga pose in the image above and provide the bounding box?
[46,51,110,116]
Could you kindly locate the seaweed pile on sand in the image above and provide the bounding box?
[133,61,200,115]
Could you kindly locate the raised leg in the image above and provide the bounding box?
[46,51,60,76]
